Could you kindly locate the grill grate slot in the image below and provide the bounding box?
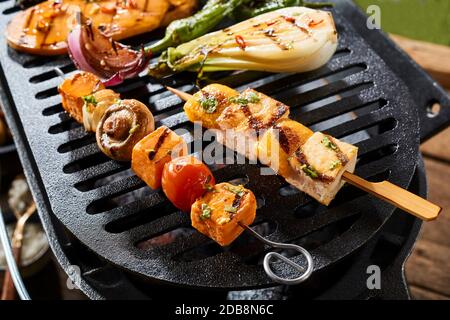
[74,165,131,192]
[107,202,180,235]
[2,5,20,15]
[35,87,60,100]
[328,116,397,140]
[29,64,77,83]
[63,152,110,174]
[136,227,195,250]
[357,144,398,167]
[86,181,151,214]
[300,97,387,127]
[58,134,96,153]
[22,56,68,69]
[48,119,81,134]
[42,103,64,116]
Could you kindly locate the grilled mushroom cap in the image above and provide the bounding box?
[96,99,155,161]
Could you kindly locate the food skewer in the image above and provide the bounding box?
[166,86,442,222]
[57,72,315,284]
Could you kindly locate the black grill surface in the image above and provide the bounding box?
[0,0,449,290]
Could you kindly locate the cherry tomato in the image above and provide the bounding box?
[161,156,215,212]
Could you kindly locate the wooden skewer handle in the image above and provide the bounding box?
[342,172,441,221]
[166,86,193,101]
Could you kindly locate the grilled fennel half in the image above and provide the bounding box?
[149,7,338,77]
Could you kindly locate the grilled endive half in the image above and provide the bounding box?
[149,7,338,77]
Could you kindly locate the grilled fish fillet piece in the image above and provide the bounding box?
[287,132,358,205]
[215,88,289,161]
[6,0,197,55]
[258,119,313,179]
[183,84,238,129]
[191,182,256,246]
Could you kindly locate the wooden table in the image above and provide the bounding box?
[391,35,450,300]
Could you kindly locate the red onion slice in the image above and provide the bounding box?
[67,14,151,87]
[67,26,98,76]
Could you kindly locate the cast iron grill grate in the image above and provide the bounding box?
[0,0,449,289]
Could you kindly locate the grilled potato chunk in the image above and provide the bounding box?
[131,126,187,190]
[58,72,104,124]
[215,88,290,161]
[183,84,238,129]
[287,132,358,205]
[191,182,256,246]
[258,119,313,178]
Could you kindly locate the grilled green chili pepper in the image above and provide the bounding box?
[233,0,333,21]
[146,0,245,55]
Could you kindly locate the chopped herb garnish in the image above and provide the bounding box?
[129,124,140,135]
[329,160,341,170]
[200,203,212,220]
[82,95,97,106]
[199,97,218,114]
[246,92,260,103]
[321,136,338,151]
[228,96,248,105]
[228,92,260,105]
[300,164,319,179]
[224,185,244,197]
[203,175,214,192]
[224,206,237,214]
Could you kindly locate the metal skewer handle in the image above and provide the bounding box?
[238,222,314,285]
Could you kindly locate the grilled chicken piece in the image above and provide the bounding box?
[58,72,105,123]
[215,88,289,161]
[191,182,256,246]
[258,119,313,179]
[131,126,188,189]
[183,84,238,129]
[6,0,197,55]
[287,132,358,205]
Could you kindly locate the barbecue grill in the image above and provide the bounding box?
[0,0,449,296]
